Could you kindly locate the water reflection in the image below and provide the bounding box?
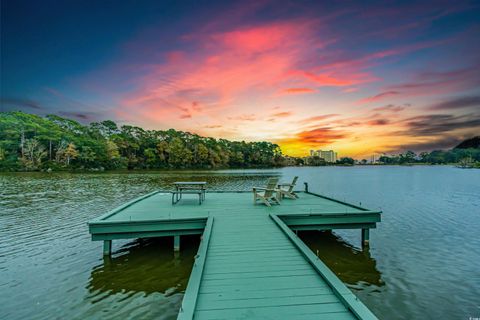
[88,236,199,297]
[299,230,384,289]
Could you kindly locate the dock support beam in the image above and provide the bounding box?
[103,240,112,256]
[174,235,180,251]
[361,228,370,247]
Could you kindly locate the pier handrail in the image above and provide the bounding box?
[88,190,161,223]
[177,216,214,320]
[270,214,378,320]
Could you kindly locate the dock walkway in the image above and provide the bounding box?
[88,189,381,319]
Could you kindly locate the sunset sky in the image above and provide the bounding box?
[1,1,480,157]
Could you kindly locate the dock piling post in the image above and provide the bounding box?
[304,182,309,193]
[361,229,370,247]
[174,235,180,251]
[103,240,112,256]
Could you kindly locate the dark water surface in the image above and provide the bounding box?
[1,167,479,319]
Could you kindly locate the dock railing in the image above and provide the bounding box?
[177,216,214,320]
[270,214,378,320]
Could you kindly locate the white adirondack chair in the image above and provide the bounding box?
[277,176,299,199]
[253,178,280,207]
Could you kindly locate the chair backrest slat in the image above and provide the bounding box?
[288,176,299,192]
[264,178,279,197]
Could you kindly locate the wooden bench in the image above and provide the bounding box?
[172,182,207,205]
[172,190,204,205]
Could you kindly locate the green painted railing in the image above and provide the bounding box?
[177,216,214,320]
[89,190,161,222]
[270,214,378,320]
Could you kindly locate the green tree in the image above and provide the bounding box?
[64,143,79,165]
[337,157,355,165]
[0,111,293,171]
[106,140,120,160]
[22,138,47,170]
[79,146,96,165]
[196,143,209,166]
[168,138,192,167]
[144,148,157,167]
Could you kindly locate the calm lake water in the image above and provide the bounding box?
[1,166,479,319]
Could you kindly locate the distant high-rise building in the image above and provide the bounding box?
[315,150,338,163]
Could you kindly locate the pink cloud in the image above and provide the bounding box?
[359,91,400,104]
[298,114,339,124]
[98,11,455,138]
[387,64,480,95]
[212,23,303,54]
[283,69,377,88]
[372,104,407,112]
[119,22,314,123]
[115,17,383,126]
[342,87,359,93]
[228,114,257,121]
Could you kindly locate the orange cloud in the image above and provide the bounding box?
[367,118,390,125]
[110,16,446,157]
[297,127,348,144]
[281,87,315,94]
[271,111,292,117]
[277,126,349,156]
[228,114,257,121]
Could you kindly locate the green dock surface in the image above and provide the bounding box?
[89,190,381,319]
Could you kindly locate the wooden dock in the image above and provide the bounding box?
[88,186,381,319]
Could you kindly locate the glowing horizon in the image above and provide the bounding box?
[1,1,480,158]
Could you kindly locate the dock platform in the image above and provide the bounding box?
[88,188,381,319]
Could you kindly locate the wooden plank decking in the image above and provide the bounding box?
[88,190,381,319]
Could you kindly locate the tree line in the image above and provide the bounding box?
[377,149,480,166]
[0,111,285,171]
[1,112,478,171]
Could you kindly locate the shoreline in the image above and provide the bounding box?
[1,163,477,174]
